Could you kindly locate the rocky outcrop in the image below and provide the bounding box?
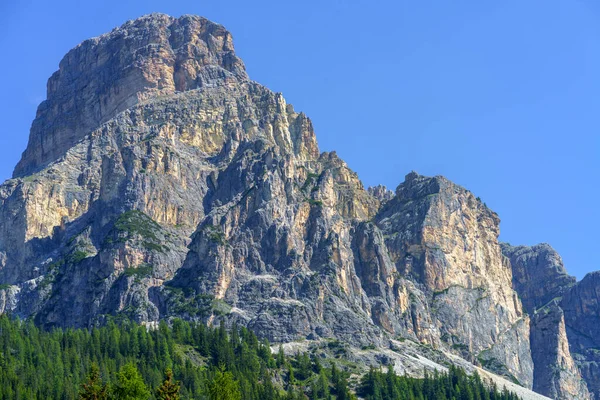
[376,173,533,387]
[502,243,576,313]
[529,302,590,400]
[561,272,600,399]
[502,243,591,399]
[0,13,596,398]
[367,185,394,204]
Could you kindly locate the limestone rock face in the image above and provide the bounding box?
[0,13,596,398]
[561,272,600,399]
[367,185,394,204]
[529,302,590,400]
[14,13,247,178]
[502,244,591,399]
[376,172,533,387]
[503,243,576,313]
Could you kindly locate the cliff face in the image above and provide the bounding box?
[13,14,247,178]
[503,244,592,399]
[376,173,533,386]
[561,272,600,399]
[0,13,595,399]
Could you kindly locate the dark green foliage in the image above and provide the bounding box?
[123,265,154,279]
[113,362,150,399]
[0,316,293,400]
[359,365,522,400]
[106,210,167,252]
[306,199,323,207]
[276,345,285,368]
[331,363,352,400]
[206,367,241,400]
[163,288,223,318]
[0,284,11,290]
[301,172,320,192]
[142,242,166,252]
[202,225,228,246]
[155,369,180,400]
[0,315,522,400]
[69,250,89,264]
[79,363,109,400]
[114,210,161,241]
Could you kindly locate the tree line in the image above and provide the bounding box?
[0,315,520,399]
[359,365,521,400]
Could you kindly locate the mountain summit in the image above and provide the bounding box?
[14,13,248,178]
[0,14,597,399]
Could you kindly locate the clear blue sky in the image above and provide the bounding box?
[1,1,598,279]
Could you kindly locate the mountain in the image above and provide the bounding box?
[0,13,596,399]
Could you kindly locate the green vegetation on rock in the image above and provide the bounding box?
[123,264,154,279]
[105,210,168,252]
[203,224,228,246]
[68,250,90,264]
[114,210,161,240]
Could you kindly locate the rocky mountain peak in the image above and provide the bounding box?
[1,13,598,400]
[14,13,247,178]
[367,184,394,203]
[395,172,448,201]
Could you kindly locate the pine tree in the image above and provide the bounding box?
[113,362,151,400]
[156,368,180,400]
[277,345,285,368]
[296,352,312,381]
[287,361,296,386]
[316,368,330,399]
[207,367,242,400]
[79,363,109,400]
[0,314,525,400]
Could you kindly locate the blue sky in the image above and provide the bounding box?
[0,1,598,279]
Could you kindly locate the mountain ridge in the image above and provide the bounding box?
[0,13,596,400]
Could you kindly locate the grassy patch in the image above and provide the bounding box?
[38,259,65,290]
[114,210,161,241]
[306,199,323,207]
[477,354,507,374]
[301,172,320,192]
[123,264,153,278]
[203,225,228,245]
[164,287,214,318]
[212,298,232,316]
[142,241,167,252]
[68,251,89,264]
[106,210,168,252]
[452,343,469,351]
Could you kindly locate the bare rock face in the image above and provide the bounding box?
[376,172,533,387]
[0,14,317,328]
[0,13,596,398]
[502,243,591,399]
[561,272,600,399]
[530,302,590,400]
[14,13,247,178]
[367,184,394,204]
[503,243,576,313]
